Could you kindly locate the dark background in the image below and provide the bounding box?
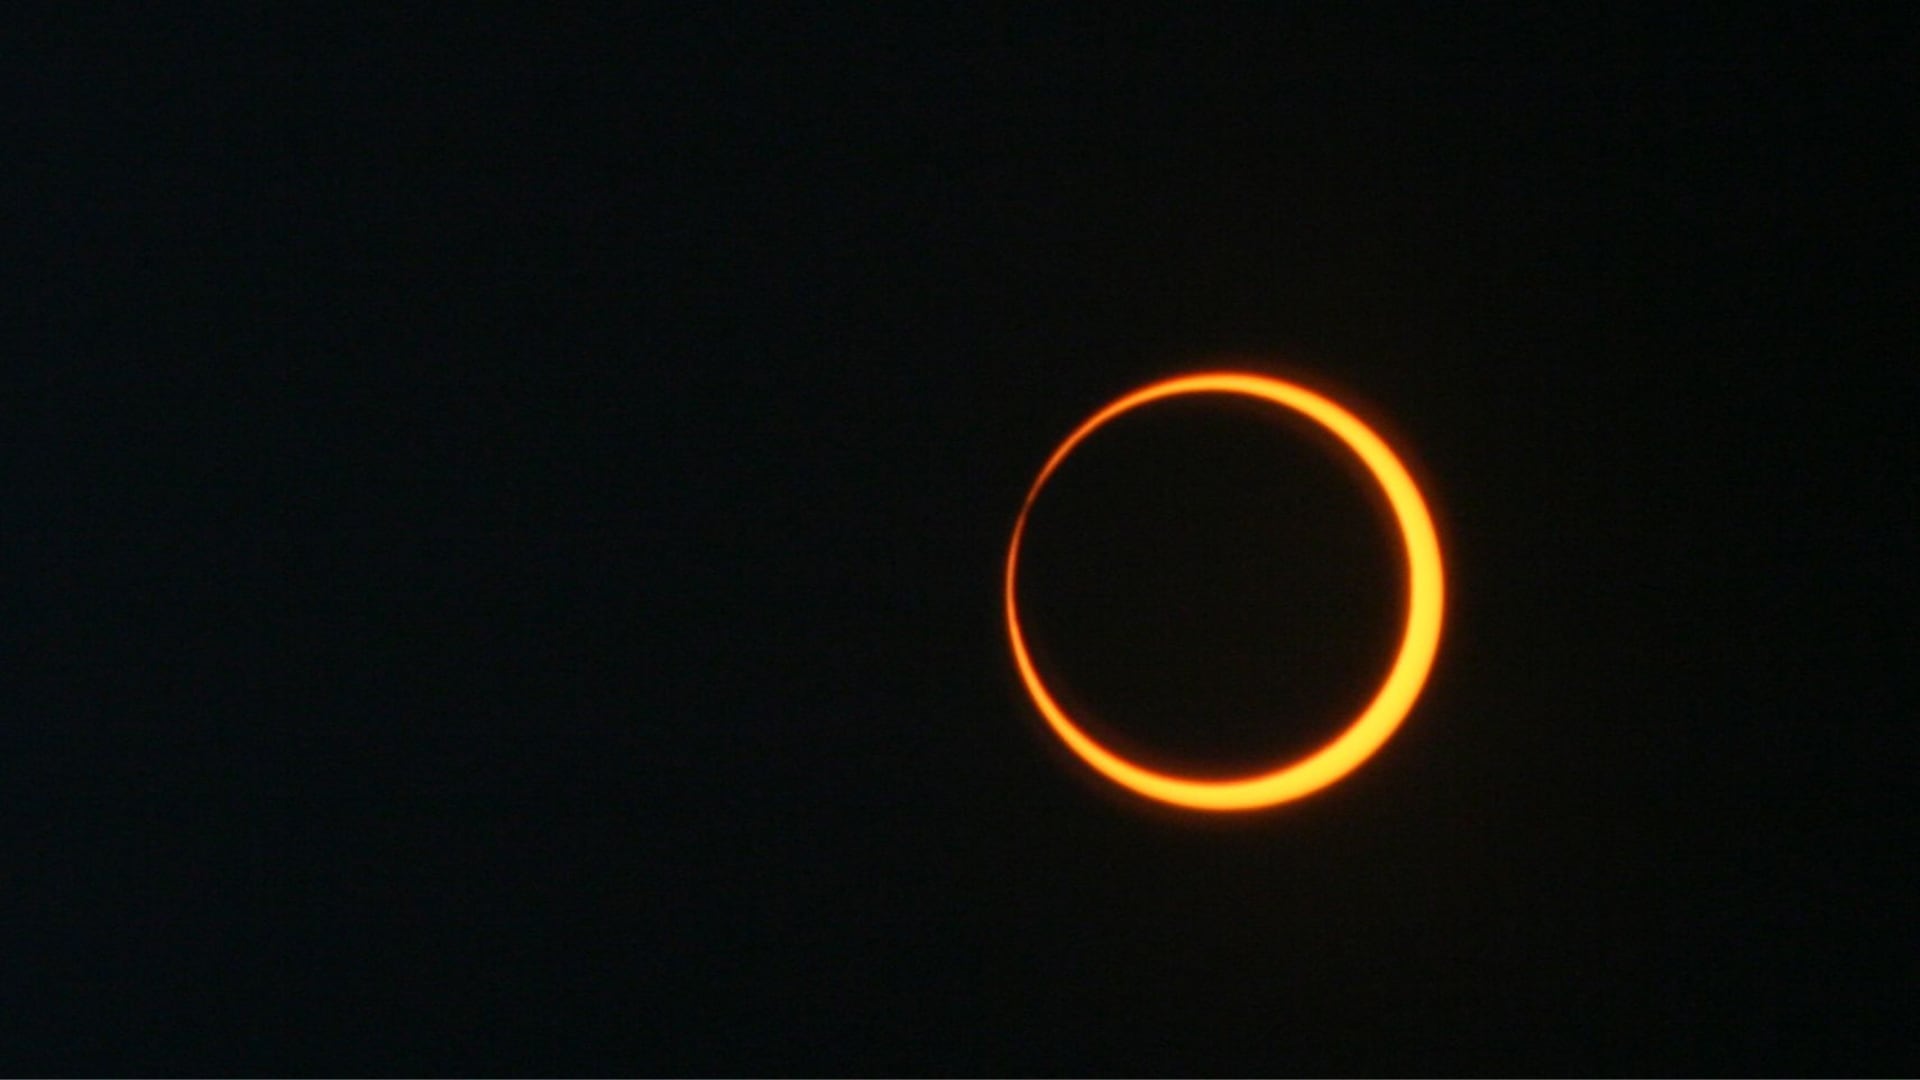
[12,7,1914,1074]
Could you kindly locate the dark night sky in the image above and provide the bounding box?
[11,7,1915,1075]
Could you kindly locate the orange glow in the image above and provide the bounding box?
[1005,372,1445,811]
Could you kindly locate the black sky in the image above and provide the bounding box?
[11,7,1915,1075]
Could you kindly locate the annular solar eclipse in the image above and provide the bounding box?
[1004,371,1445,811]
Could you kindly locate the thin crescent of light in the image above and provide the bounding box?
[1004,371,1445,811]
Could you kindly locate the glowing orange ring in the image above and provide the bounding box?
[1005,371,1445,811]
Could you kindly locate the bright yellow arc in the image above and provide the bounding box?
[1004,371,1445,811]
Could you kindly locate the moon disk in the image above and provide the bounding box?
[1004,372,1445,811]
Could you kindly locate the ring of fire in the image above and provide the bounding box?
[1004,371,1445,811]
